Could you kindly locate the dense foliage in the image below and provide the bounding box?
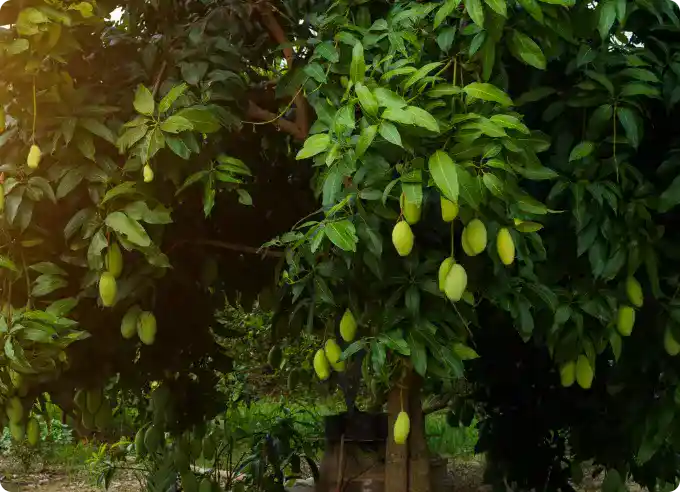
[1,0,680,489]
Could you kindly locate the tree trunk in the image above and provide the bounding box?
[408,374,430,492]
[386,384,409,492]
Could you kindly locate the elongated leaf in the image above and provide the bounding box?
[428,151,459,202]
[464,0,485,27]
[463,82,513,106]
[617,106,639,148]
[80,118,116,144]
[31,274,68,297]
[406,107,439,132]
[160,115,193,134]
[296,133,331,160]
[379,122,402,147]
[403,62,443,90]
[350,42,365,83]
[174,107,221,133]
[434,0,461,28]
[105,212,151,247]
[598,0,616,38]
[356,125,377,157]
[133,85,154,116]
[569,141,595,161]
[325,220,358,252]
[484,0,507,17]
[355,82,378,116]
[159,83,188,113]
[509,30,546,69]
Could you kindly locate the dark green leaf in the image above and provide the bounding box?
[350,42,366,83]
[379,122,402,147]
[463,82,513,106]
[356,125,377,157]
[175,107,221,133]
[464,0,485,27]
[105,212,151,247]
[159,83,188,113]
[569,141,595,161]
[509,30,546,70]
[325,220,358,252]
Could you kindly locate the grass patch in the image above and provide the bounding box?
[425,412,478,458]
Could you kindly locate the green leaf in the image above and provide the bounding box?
[616,106,639,148]
[537,0,574,5]
[489,114,530,133]
[56,167,84,199]
[482,173,504,197]
[314,42,339,63]
[382,107,414,125]
[166,135,193,159]
[216,155,251,175]
[598,0,616,38]
[138,127,166,163]
[434,0,461,28]
[180,61,209,85]
[31,274,68,298]
[29,262,67,276]
[569,141,595,161]
[105,212,151,247]
[409,333,428,376]
[296,133,331,160]
[237,189,253,206]
[117,124,148,153]
[133,85,155,116]
[463,82,513,106]
[379,122,402,147]
[176,170,209,195]
[87,230,107,270]
[374,88,407,109]
[483,0,507,17]
[160,115,193,134]
[80,118,116,144]
[350,42,366,84]
[509,30,546,70]
[46,298,79,317]
[620,83,660,98]
[0,255,18,272]
[659,175,680,212]
[356,125,378,157]
[174,107,221,133]
[518,0,544,22]
[406,107,439,133]
[325,220,358,252]
[159,83,188,113]
[427,84,461,97]
[464,0,485,27]
[428,151,459,202]
[203,178,216,217]
[102,181,137,205]
[355,82,378,116]
[452,343,479,360]
[403,62,443,90]
[516,87,555,105]
[303,63,327,83]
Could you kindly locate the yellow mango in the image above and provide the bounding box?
[324,339,345,372]
[616,306,635,337]
[6,397,23,423]
[664,328,680,356]
[339,309,357,342]
[26,417,39,446]
[137,311,157,345]
[10,421,25,442]
[143,164,154,183]
[105,243,123,278]
[121,305,141,339]
[27,144,41,169]
[463,219,487,255]
[438,257,454,292]
[576,355,593,389]
[626,276,643,308]
[313,349,330,380]
[400,193,421,224]
[559,361,575,387]
[99,272,117,307]
[461,228,474,256]
[441,197,458,222]
[392,221,414,256]
[444,264,468,302]
[393,411,410,445]
[496,228,515,266]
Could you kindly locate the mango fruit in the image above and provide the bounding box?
[441,197,458,222]
[181,473,199,492]
[27,144,41,169]
[26,417,39,446]
[617,306,635,337]
[392,221,414,256]
[268,345,282,369]
[135,427,147,458]
[393,411,410,445]
[99,272,117,307]
[199,478,213,492]
[95,403,112,429]
[105,243,123,278]
[665,328,680,356]
[121,305,142,339]
[576,355,593,389]
[10,421,25,442]
[313,349,330,381]
[144,424,162,454]
[137,311,157,345]
[461,229,474,256]
[340,308,357,342]
[444,264,468,302]
[324,339,345,372]
[438,257,454,292]
[463,219,487,256]
[496,228,515,266]
[143,164,154,183]
[626,276,643,308]
[6,397,23,423]
[400,193,421,224]
[559,361,576,387]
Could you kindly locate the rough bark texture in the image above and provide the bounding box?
[408,375,430,492]
[386,384,409,492]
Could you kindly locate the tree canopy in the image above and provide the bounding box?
[1,0,680,489]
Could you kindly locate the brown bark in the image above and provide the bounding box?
[386,384,409,492]
[408,375,430,492]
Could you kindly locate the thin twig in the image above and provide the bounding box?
[174,239,284,258]
[152,61,168,98]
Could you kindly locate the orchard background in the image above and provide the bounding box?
[0,0,680,491]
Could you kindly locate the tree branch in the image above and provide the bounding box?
[174,238,284,258]
[254,3,309,140]
[245,100,307,141]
